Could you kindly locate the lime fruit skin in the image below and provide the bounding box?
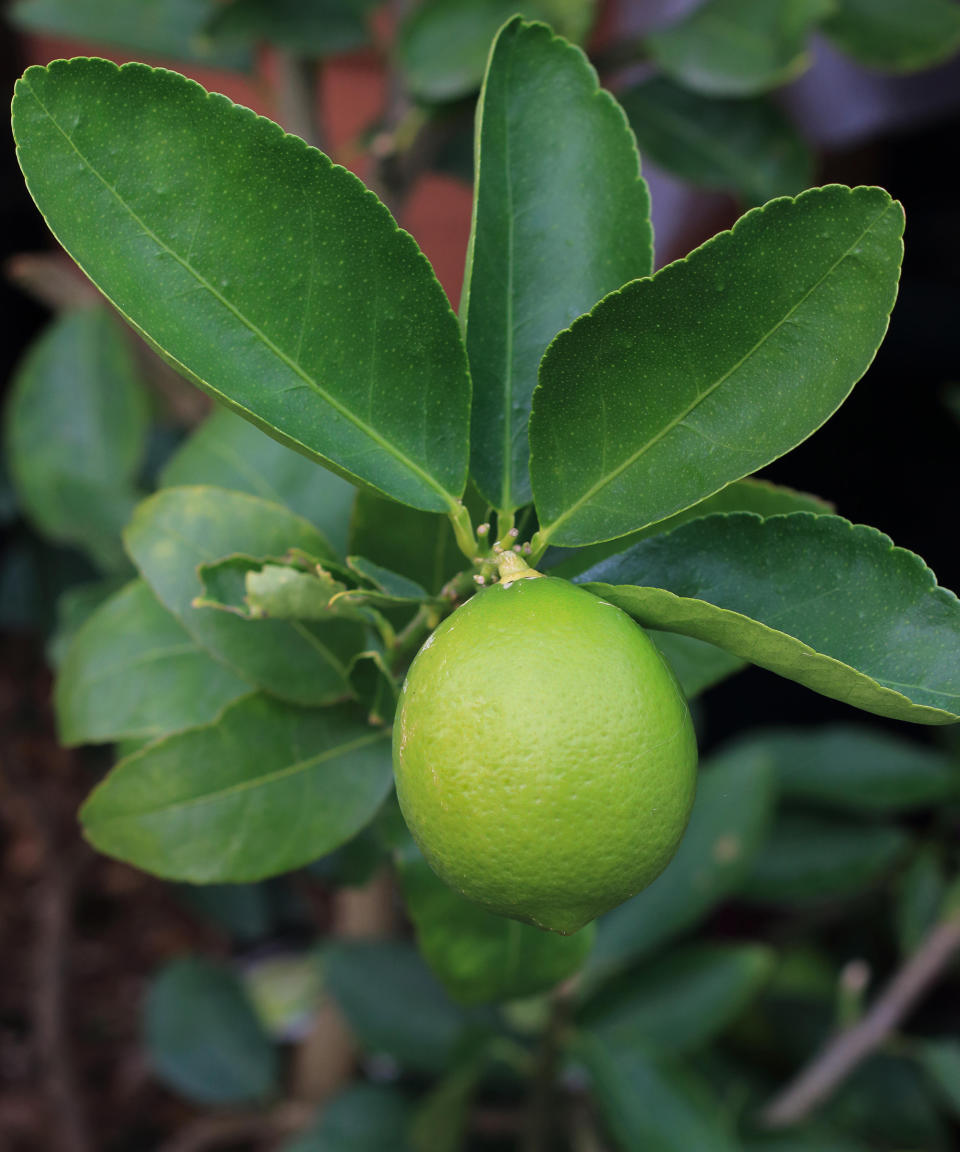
[392,576,698,935]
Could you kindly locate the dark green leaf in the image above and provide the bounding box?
[13,59,470,513]
[744,1134,869,1152]
[919,1040,960,1118]
[160,405,356,556]
[586,743,775,985]
[580,513,960,724]
[125,487,359,706]
[462,17,652,513]
[281,1085,413,1152]
[650,631,746,698]
[55,578,250,745]
[579,943,773,1054]
[895,847,947,956]
[323,941,476,1073]
[144,956,277,1105]
[9,0,250,68]
[410,1050,485,1152]
[740,813,908,904]
[397,838,594,1004]
[347,651,399,726]
[5,308,148,572]
[175,881,274,943]
[81,694,393,881]
[822,0,960,73]
[829,1054,951,1150]
[398,0,595,102]
[645,0,830,96]
[579,1037,740,1152]
[760,726,960,810]
[207,0,373,56]
[530,186,903,548]
[619,77,813,205]
[345,556,429,602]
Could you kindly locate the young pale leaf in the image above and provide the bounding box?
[160,405,356,556]
[12,59,470,513]
[585,743,775,986]
[531,185,903,548]
[125,487,360,705]
[56,579,250,745]
[206,0,373,56]
[760,726,960,811]
[579,513,960,724]
[144,957,278,1106]
[645,0,830,96]
[396,838,594,1004]
[81,693,393,881]
[462,17,652,513]
[323,942,477,1074]
[5,308,148,572]
[619,77,813,205]
[9,0,250,68]
[281,1084,414,1152]
[822,0,960,72]
[740,813,908,905]
[579,943,773,1055]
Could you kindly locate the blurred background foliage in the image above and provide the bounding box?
[2,1,960,1150]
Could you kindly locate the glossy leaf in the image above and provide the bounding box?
[530,185,904,548]
[398,0,595,102]
[56,578,250,745]
[650,631,745,698]
[281,1085,414,1152]
[579,1037,740,1152]
[160,405,356,556]
[125,487,359,706]
[895,848,947,956]
[619,77,813,205]
[397,838,594,1004]
[579,943,773,1055]
[586,743,775,985]
[760,725,960,811]
[462,17,652,513]
[9,0,250,68]
[579,513,960,724]
[645,0,830,96]
[13,59,470,512]
[740,813,908,904]
[5,308,148,572]
[323,941,475,1074]
[822,0,960,73]
[81,694,393,881]
[207,0,373,56]
[144,957,277,1105]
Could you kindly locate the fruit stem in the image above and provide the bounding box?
[449,501,479,561]
[522,983,574,1152]
[495,550,544,584]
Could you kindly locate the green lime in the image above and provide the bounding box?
[393,574,697,934]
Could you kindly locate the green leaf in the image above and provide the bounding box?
[80,694,393,881]
[207,0,373,56]
[822,0,960,73]
[579,513,960,724]
[144,956,278,1105]
[649,631,746,698]
[396,838,594,1004]
[645,0,830,96]
[760,726,960,811]
[160,405,356,556]
[579,943,773,1055]
[619,77,813,205]
[744,1134,869,1152]
[530,185,904,548]
[46,577,125,668]
[323,941,477,1074]
[894,847,947,956]
[829,1054,951,1150]
[410,1049,485,1152]
[398,0,595,102]
[740,813,908,905]
[13,59,470,513]
[579,1037,741,1152]
[55,578,250,745]
[5,308,148,572]
[125,487,360,706]
[462,17,652,513]
[174,881,274,943]
[344,556,430,602]
[281,1085,414,1152]
[9,0,250,69]
[919,1040,960,1118]
[586,743,775,985]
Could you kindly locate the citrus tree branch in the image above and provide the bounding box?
[760,910,960,1128]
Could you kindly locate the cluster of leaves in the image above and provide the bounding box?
[6,8,960,1151]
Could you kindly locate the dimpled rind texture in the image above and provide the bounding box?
[393,577,698,934]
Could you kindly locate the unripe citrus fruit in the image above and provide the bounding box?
[393,572,697,935]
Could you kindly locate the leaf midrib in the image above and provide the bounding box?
[21,75,457,511]
[540,200,895,542]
